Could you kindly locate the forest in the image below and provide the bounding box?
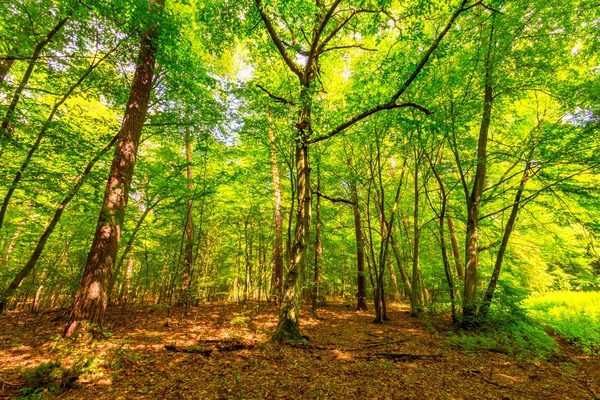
[0,0,599,398]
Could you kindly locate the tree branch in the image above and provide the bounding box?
[256,84,296,105]
[309,102,431,144]
[319,44,377,55]
[255,0,303,79]
[312,189,355,205]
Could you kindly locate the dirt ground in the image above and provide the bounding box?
[1,302,598,399]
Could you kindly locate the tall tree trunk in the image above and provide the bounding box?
[272,142,310,342]
[390,231,412,299]
[411,158,423,316]
[447,217,464,280]
[348,156,367,310]
[63,0,164,338]
[312,166,322,318]
[0,135,118,313]
[387,255,402,303]
[463,24,495,324]
[479,162,532,319]
[268,111,284,304]
[180,128,194,312]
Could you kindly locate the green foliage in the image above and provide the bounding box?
[524,291,600,354]
[20,360,85,397]
[229,316,252,326]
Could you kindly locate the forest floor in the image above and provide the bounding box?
[0,302,599,400]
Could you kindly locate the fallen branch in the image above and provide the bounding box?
[482,376,511,389]
[164,345,212,356]
[346,338,409,351]
[368,352,442,361]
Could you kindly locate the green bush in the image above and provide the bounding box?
[524,291,600,354]
[447,284,558,360]
[20,359,84,398]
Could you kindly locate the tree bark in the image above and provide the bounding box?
[411,157,423,317]
[348,156,368,310]
[63,0,164,338]
[312,165,322,318]
[390,231,412,299]
[272,142,310,341]
[180,128,194,311]
[447,217,464,280]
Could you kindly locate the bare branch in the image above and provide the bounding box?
[257,84,297,105]
[309,102,431,144]
[319,44,377,55]
[313,189,355,205]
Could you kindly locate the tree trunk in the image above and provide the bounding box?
[411,158,423,316]
[447,217,464,280]
[312,165,322,318]
[387,256,402,303]
[348,156,367,310]
[463,26,494,324]
[390,231,412,299]
[63,0,163,338]
[272,143,310,342]
[479,162,532,319]
[268,111,284,304]
[180,128,194,312]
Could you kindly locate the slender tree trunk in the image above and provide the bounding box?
[348,156,367,310]
[243,213,253,303]
[387,255,402,303]
[268,111,284,304]
[411,158,423,316]
[463,25,495,324]
[0,135,118,313]
[390,231,412,299]
[312,166,322,318]
[447,217,464,280]
[180,128,194,312]
[63,0,164,338]
[272,142,310,341]
[479,162,532,319]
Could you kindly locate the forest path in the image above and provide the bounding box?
[0,302,598,399]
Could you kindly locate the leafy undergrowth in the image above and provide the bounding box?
[445,312,558,361]
[0,302,598,399]
[524,291,600,354]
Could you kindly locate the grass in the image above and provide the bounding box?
[523,291,600,354]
